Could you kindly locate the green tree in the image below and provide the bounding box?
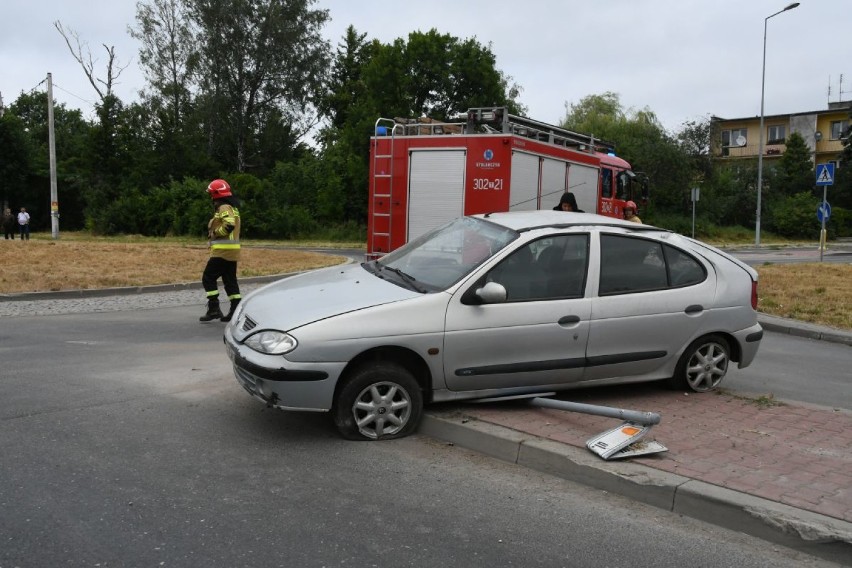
[9,92,90,229]
[317,27,526,225]
[562,92,691,215]
[361,29,524,121]
[676,116,713,182]
[773,132,813,197]
[185,0,331,172]
[0,113,31,213]
[130,0,209,184]
[131,0,197,130]
[317,25,374,133]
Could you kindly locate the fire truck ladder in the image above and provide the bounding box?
[460,107,617,154]
[370,118,404,258]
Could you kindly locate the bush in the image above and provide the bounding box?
[767,192,821,239]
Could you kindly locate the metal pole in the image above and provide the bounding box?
[756,3,800,247]
[47,73,59,240]
[755,15,768,246]
[820,185,827,262]
[692,193,696,238]
[529,397,661,426]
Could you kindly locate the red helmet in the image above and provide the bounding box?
[207,179,232,199]
[625,200,637,211]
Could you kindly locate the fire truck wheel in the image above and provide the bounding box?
[332,362,423,441]
[667,334,730,393]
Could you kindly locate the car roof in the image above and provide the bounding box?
[472,210,661,232]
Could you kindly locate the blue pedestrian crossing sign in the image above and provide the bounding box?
[816,163,834,186]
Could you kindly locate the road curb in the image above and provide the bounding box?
[758,313,852,346]
[420,412,852,565]
[0,274,292,303]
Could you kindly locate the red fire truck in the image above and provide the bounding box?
[367,107,648,256]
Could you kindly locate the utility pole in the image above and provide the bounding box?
[47,73,59,239]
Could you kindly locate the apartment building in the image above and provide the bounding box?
[710,100,850,171]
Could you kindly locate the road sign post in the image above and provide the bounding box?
[815,163,835,262]
[690,187,699,238]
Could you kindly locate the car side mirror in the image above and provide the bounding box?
[475,281,508,304]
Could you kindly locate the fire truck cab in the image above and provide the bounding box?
[368,107,648,256]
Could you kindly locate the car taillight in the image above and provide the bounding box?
[751,279,758,310]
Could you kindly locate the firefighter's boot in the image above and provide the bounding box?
[220,298,241,322]
[199,298,224,322]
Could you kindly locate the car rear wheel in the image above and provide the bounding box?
[668,334,730,392]
[332,362,423,441]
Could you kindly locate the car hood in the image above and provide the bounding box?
[239,263,421,331]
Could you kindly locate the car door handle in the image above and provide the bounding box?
[558,315,581,326]
[684,304,704,315]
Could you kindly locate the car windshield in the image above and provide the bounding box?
[365,216,518,292]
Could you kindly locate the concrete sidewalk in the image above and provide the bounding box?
[420,317,852,564]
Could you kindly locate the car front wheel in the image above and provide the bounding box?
[669,334,730,392]
[332,362,423,441]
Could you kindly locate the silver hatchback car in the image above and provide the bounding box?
[224,211,763,440]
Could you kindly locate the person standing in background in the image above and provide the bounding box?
[3,208,15,239]
[17,208,30,240]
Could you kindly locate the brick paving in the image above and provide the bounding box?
[451,382,852,523]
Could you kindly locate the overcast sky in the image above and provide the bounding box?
[2,0,850,133]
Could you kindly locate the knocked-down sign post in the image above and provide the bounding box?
[528,397,667,460]
[472,391,667,460]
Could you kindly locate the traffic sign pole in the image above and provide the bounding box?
[820,185,827,262]
[815,163,835,262]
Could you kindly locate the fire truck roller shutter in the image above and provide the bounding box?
[567,163,599,214]
[510,151,539,211]
[540,158,569,210]
[408,149,466,243]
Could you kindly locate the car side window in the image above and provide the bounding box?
[488,235,589,301]
[600,168,613,199]
[599,236,707,295]
[663,244,707,287]
[599,235,668,295]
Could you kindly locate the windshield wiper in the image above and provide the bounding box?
[380,265,427,293]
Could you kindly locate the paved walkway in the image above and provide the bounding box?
[430,384,852,522]
[421,319,852,564]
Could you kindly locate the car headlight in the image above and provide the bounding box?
[243,330,298,355]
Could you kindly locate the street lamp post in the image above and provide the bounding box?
[755,2,799,246]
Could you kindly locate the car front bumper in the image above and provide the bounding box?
[224,331,344,412]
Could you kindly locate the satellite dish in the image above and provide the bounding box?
[735,135,746,147]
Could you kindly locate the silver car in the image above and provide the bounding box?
[224,211,763,441]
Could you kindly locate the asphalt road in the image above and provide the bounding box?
[0,306,840,567]
[726,331,852,410]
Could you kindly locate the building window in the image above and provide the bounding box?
[721,128,747,147]
[767,125,786,145]
[830,120,850,140]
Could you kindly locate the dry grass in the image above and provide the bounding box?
[755,263,852,330]
[0,238,345,294]
[2,234,849,331]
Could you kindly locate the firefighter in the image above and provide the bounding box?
[199,179,242,322]
[623,201,642,224]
